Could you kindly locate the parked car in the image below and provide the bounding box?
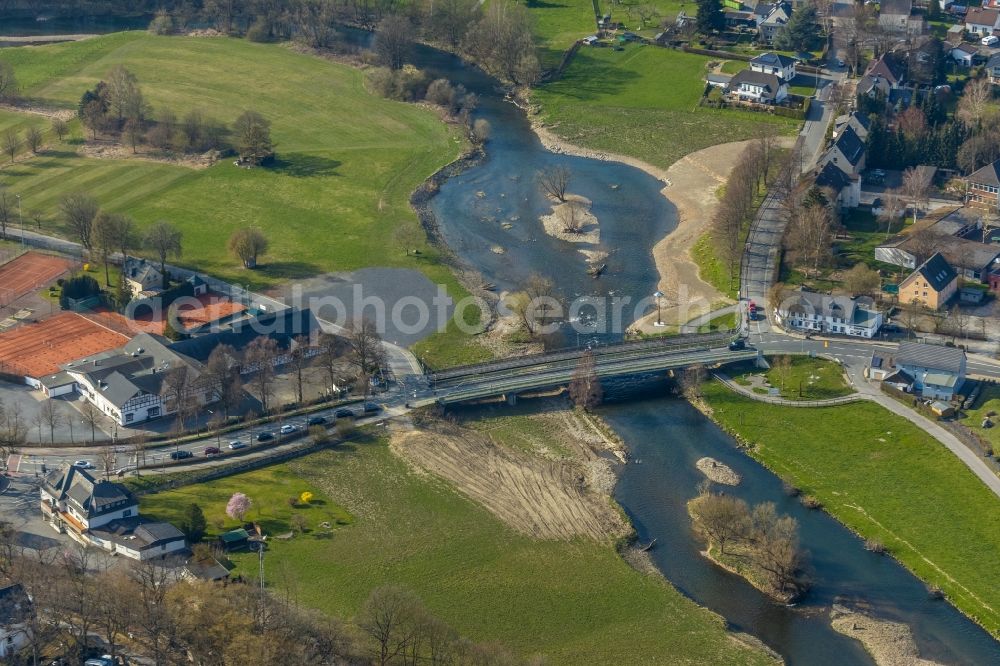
[230,440,248,449]
[335,408,355,419]
[204,446,221,456]
[170,450,193,460]
[279,424,298,435]
[73,460,95,469]
[729,338,747,351]
[84,657,114,666]
[256,432,274,442]
[364,402,382,414]
[307,415,327,426]
[982,35,999,46]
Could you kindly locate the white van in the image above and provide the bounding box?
[982,35,999,47]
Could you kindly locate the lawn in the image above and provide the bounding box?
[696,309,737,333]
[749,355,853,400]
[703,382,1000,637]
[0,33,490,365]
[961,383,1000,453]
[141,434,773,664]
[533,43,799,171]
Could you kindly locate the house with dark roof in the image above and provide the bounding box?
[750,52,797,80]
[728,69,789,103]
[754,1,792,42]
[894,341,967,400]
[774,292,883,337]
[966,158,1000,211]
[950,42,979,67]
[0,584,31,659]
[819,125,867,177]
[62,308,321,426]
[987,52,1000,85]
[858,53,907,99]
[40,464,186,559]
[966,6,1000,35]
[123,258,164,297]
[833,112,871,141]
[898,252,958,310]
[815,161,860,208]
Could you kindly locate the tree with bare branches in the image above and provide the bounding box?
[347,319,386,395]
[537,165,571,202]
[246,336,280,412]
[902,166,933,226]
[878,188,905,238]
[568,351,603,410]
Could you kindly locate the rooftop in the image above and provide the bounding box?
[896,341,966,374]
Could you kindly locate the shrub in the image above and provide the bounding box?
[800,495,822,509]
[864,538,886,554]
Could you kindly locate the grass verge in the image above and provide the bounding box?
[702,381,1000,636]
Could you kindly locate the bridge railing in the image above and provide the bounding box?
[431,329,738,383]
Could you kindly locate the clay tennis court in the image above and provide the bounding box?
[0,312,130,378]
[0,252,73,307]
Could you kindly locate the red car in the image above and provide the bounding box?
[204,446,221,456]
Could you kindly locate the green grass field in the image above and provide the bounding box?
[739,355,853,401]
[0,33,490,365]
[142,434,773,664]
[703,382,1000,636]
[533,43,799,171]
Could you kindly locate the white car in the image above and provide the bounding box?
[279,424,298,435]
[72,460,94,469]
[982,35,999,47]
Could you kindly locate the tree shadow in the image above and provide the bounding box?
[526,0,567,7]
[270,153,341,178]
[258,261,324,280]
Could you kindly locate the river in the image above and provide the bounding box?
[4,21,1000,664]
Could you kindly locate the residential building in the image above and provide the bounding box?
[895,341,967,400]
[123,258,164,297]
[897,252,958,309]
[950,42,979,66]
[988,52,1000,84]
[727,69,789,103]
[0,585,31,659]
[40,464,187,560]
[749,52,797,80]
[857,53,907,98]
[965,6,1000,34]
[775,292,883,337]
[965,157,1000,211]
[815,161,861,208]
[819,125,866,177]
[832,111,871,141]
[879,0,926,34]
[754,1,792,42]
[706,73,733,88]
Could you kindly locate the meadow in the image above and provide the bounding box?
[703,382,1000,637]
[0,33,489,365]
[142,433,775,665]
[532,43,799,171]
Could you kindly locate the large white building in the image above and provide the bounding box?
[40,464,186,560]
[775,292,883,338]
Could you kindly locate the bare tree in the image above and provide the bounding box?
[59,192,99,252]
[558,199,585,233]
[39,400,61,444]
[948,303,970,342]
[315,332,345,396]
[568,350,603,410]
[374,15,413,70]
[842,264,881,297]
[786,201,832,272]
[879,188,905,238]
[902,167,933,226]
[80,401,101,444]
[246,336,279,412]
[98,445,116,479]
[678,363,708,400]
[288,335,311,404]
[123,117,143,153]
[51,117,69,141]
[25,125,42,154]
[2,129,18,163]
[538,165,571,202]
[689,492,750,555]
[748,502,808,599]
[129,432,149,475]
[957,78,993,131]
[773,355,792,391]
[94,569,137,662]
[105,64,148,127]
[347,318,386,395]
[144,220,182,288]
[228,226,269,269]
[204,344,242,417]
[358,586,423,666]
[91,211,117,286]
[506,274,558,338]
[0,188,10,241]
[0,399,25,465]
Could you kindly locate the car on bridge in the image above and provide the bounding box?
[279,424,298,435]
[231,440,249,449]
[255,432,274,442]
[307,415,327,426]
[72,460,94,469]
[170,450,193,461]
[335,407,355,419]
[204,446,221,456]
[729,338,747,351]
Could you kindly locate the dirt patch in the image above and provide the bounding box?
[390,419,629,541]
[78,141,220,169]
[539,193,602,263]
[831,605,943,666]
[187,28,225,37]
[0,102,74,121]
[696,456,741,486]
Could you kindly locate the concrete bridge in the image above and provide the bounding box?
[427,331,758,405]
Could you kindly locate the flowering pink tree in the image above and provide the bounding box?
[226,492,252,522]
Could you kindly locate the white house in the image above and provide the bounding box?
[728,69,789,103]
[749,52,797,80]
[0,585,31,660]
[775,292,883,338]
[950,42,978,67]
[815,161,861,208]
[40,464,187,560]
[966,7,1000,35]
[755,1,792,42]
[871,342,968,401]
[123,258,164,297]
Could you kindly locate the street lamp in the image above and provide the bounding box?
[15,194,22,247]
[653,291,665,327]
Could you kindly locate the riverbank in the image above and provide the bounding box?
[532,118,759,327]
[831,605,943,666]
[698,380,1000,640]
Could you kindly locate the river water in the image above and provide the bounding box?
[5,23,1000,664]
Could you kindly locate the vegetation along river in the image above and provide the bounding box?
[9,18,1000,664]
